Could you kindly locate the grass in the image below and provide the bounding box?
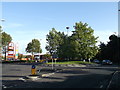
[47,61,95,65]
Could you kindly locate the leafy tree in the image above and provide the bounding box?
[26,39,42,60]
[46,28,61,58]
[107,34,120,62]
[44,53,51,59]
[2,31,12,60]
[97,34,120,63]
[70,22,99,60]
[56,32,67,59]
[97,42,108,60]
[18,53,23,60]
[46,22,99,61]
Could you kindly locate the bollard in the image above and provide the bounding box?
[31,65,36,75]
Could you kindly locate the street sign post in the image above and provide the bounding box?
[31,65,36,75]
[7,42,14,60]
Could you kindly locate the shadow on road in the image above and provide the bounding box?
[2,69,115,89]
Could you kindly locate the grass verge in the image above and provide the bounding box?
[47,61,95,65]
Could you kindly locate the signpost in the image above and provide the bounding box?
[7,42,14,60]
[31,65,36,75]
[15,43,18,60]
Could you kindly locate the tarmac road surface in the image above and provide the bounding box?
[1,63,119,89]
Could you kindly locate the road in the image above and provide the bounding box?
[1,63,119,89]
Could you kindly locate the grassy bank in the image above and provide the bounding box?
[47,61,95,65]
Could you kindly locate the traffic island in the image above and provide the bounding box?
[19,65,63,82]
[26,75,40,79]
[19,75,41,82]
[20,64,41,81]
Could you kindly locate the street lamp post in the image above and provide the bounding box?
[0,19,5,60]
[0,24,2,61]
[118,9,120,37]
[66,27,69,61]
[66,26,69,36]
[39,39,42,61]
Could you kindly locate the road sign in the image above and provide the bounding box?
[15,43,19,59]
[31,65,36,75]
[8,42,14,60]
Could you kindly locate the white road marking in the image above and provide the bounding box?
[100,85,103,88]
[42,73,55,77]
[19,78,27,82]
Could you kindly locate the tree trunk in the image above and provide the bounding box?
[32,52,34,60]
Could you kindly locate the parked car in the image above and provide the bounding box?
[102,60,113,65]
[93,59,100,64]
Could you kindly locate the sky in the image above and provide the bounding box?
[118,1,120,37]
[1,2,118,54]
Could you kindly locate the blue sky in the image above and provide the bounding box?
[2,2,118,54]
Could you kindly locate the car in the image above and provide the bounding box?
[102,60,113,65]
[93,59,100,64]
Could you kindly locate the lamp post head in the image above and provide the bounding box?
[1,19,5,22]
[66,27,69,29]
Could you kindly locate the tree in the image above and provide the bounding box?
[46,28,61,58]
[107,34,120,62]
[2,31,12,60]
[26,39,42,60]
[46,22,99,61]
[97,42,108,60]
[97,34,120,63]
[18,53,23,60]
[56,32,67,59]
[44,53,51,59]
[0,26,2,60]
[70,22,99,60]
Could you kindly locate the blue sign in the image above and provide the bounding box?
[32,65,36,69]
